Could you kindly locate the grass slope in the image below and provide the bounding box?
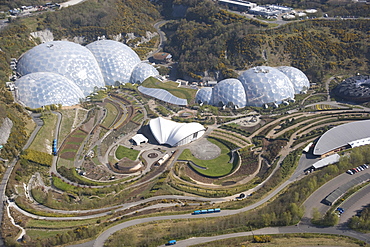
[178,138,233,177]
[141,77,197,103]
[115,145,140,161]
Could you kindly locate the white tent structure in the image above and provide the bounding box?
[149,117,206,147]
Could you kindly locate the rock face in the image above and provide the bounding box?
[0,117,13,145]
[30,29,54,43]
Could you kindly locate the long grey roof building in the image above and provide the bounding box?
[313,119,370,156]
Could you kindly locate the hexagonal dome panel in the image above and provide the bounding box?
[212,78,246,108]
[334,75,370,102]
[86,40,141,85]
[16,72,85,109]
[195,87,213,104]
[130,62,159,84]
[17,41,104,96]
[238,66,295,107]
[277,66,310,94]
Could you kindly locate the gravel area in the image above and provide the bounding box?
[188,138,221,160]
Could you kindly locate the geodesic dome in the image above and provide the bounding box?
[17,41,105,96]
[15,72,84,109]
[212,78,246,108]
[130,62,159,84]
[86,40,141,85]
[334,75,370,102]
[277,66,310,94]
[195,87,213,104]
[238,66,295,107]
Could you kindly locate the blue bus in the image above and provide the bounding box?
[52,139,57,155]
[192,208,221,215]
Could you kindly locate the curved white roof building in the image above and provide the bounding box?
[149,117,205,147]
[313,120,370,156]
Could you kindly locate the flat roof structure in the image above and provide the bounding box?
[218,0,257,9]
[313,120,370,156]
[138,86,187,106]
[323,172,370,206]
[312,154,340,169]
[152,52,172,61]
[131,134,148,145]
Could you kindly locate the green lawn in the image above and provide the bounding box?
[59,109,76,142]
[178,138,234,177]
[26,229,66,240]
[29,113,57,153]
[115,145,140,161]
[141,77,197,103]
[52,176,76,192]
[101,102,119,128]
[57,157,75,169]
[26,216,108,229]
[132,113,144,123]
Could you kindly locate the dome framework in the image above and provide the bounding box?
[16,72,84,108]
[17,41,105,96]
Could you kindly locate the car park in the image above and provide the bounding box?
[346,170,353,175]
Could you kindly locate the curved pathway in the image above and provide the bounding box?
[91,168,370,246]
[0,113,43,245]
[146,20,169,59]
[8,100,370,246]
[157,224,370,247]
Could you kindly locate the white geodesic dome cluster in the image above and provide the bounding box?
[196,66,309,108]
[86,40,141,85]
[16,40,158,108]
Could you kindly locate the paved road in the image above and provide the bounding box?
[158,224,370,247]
[91,167,306,246]
[302,169,370,222]
[92,182,370,247]
[338,184,370,224]
[10,194,225,220]
[88,161,370,246]
[0,113,43,246]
